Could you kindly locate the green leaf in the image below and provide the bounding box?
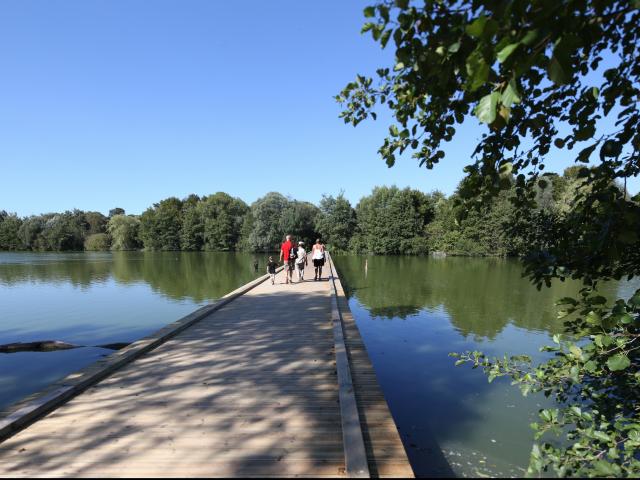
[501,79,521,107]
[521,29,539,46]
[584,360,597,372]
[586,311,601,325]
[466,16,488,38]
[548,55,570,85]
[569,344,583,361]
[607,354,630,371]
[557,297,578,306]
[497,43,519,63]
[380,29,391,48]
[448,42,460,53]
[547,37,578,85]
[592,431,611,443]
[465,50,490,91]
[575,124,595,141]
[593,460,619,476]
[362,22,375,33]
[618,313,633,324]
[395,0,409,8]
[474,92,500,124]
[363,6,375,18]
[377,4,389,23]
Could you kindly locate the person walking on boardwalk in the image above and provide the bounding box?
[311,238,326,281]
[295,241,307,282]
[267,256,278,285]
[279,234,294,284]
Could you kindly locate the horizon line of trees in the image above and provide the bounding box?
[0,167,596,256]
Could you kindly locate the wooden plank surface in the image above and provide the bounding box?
[0,255,413,478]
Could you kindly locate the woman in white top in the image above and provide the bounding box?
[311,238,325,281]
[295,241,307,282]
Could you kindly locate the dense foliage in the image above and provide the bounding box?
[315,193,358,252]
[339,0,639,476]
[0,168,589,255]
[350,185,434,254]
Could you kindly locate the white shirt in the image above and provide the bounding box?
[312,245,325,260]
[296,247,306,264]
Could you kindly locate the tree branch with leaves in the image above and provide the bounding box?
[338,0,640,476]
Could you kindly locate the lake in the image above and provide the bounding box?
[1,252,636,477]
[334,255,637,478]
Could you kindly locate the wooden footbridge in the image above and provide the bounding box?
[0,255,413,478]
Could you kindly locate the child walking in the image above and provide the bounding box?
[295,241,307,282]
[267,256,278,285]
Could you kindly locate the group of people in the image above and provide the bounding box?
[266,235,326,285]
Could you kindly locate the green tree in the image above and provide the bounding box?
[246,192,290,252]
[0,212,23,250]
[39,211,86,251]
[84,233,111,251]
[83,211,108,236]
[180,200,204,251]
[201,193,248,251]
[315,194,357,252]
[353,186,434,254]
[237,211,255,252]
[278,200,320,248]
[107,214,141,251]
[340,1,640,476]
[109,207,125,217]
[139,197,183,251]
[17,215,48,250]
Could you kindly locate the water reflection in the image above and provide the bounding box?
[336,255,626,339]
[334,255,635,477]
[0,252,261,302]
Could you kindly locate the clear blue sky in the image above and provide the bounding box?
[0,1,636,216]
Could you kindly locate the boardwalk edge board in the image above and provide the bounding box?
[0,266,284,443]
[327,253,370,479]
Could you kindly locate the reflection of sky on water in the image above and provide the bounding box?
[337,256,640,478]
[0,348,110,411]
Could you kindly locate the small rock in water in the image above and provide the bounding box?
[491,439,496,443]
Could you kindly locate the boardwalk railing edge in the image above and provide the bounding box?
[327,253,371,479]
[0,265,284,443]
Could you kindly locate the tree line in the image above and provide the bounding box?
[0,168,588,256]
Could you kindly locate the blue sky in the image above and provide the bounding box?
[0,1,636,216]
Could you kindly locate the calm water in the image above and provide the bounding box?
[335,256,638,478]
[1,253,637,477]
[0,251,262,409]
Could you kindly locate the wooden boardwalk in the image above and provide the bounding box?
[0,256,413,478]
